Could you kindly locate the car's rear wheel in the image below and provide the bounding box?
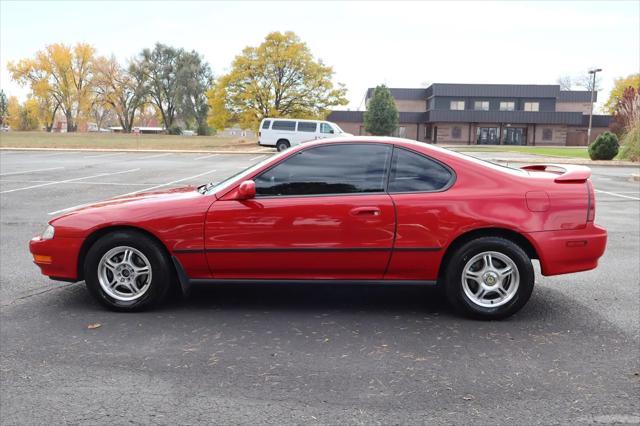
[276,139,290,152]
[84,230,173,311]
[444,237,534,320]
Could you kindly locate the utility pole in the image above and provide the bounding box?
[587,68,602,144]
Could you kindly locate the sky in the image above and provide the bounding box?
[1,0,638,111]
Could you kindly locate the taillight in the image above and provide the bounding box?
[587,180,596,222]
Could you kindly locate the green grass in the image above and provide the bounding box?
[0,131,261,151]
[448,145,592,159]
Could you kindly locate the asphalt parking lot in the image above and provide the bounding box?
[1,149,639,424]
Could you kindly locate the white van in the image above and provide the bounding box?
[258,118,352,151]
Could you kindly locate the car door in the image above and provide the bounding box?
[384,147,456,280]
[318,122,335,139]
[204,143,395,279]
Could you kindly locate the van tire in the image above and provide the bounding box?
[276,140,290,152]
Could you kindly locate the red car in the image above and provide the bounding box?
[30,137,607,319]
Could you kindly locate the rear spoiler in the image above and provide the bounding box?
[520,164,592,183]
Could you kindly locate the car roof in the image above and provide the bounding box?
[262,118,328,123]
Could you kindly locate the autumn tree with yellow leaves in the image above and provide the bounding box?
[8,43,96,132]
[208,32,348,130]
[93,55,146,132]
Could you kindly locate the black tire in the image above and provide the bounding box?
[276,139,290,152]
[84,230,174,311]
[444,237,534,320]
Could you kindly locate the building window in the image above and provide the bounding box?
[524,102,540,112]
[393,127,407,138]
[474,101,489,111]
[452,126,462,139]
[450,100,465,110]
[499,101,515,111]
[424,125,432,140]
[542,128,553,141]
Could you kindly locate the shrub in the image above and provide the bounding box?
[619,122,640,162]
[588,131,619,160]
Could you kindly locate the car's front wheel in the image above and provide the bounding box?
[444,237,534,320]
[84,230,173,311]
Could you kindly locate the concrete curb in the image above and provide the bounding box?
[0,147,275,155]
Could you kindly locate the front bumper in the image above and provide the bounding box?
[527,223,607,276]
[29,236,84,282]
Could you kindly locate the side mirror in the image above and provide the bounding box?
[236,180,256,200]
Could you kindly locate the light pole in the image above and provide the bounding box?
[587,68,602,144]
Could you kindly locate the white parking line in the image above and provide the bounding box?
[83,152,127,159]
[595,189,640,201]
[1,169,140,194]
[0,179,156,187]
[135,153,172,160]
[48,168,218,215]
[194,154,219,161]
[0,167,65,177]
[249,155,266,161]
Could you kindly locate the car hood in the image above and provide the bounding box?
[53,185,202,220]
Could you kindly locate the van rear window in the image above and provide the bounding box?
[297,122,317,132]
[261,120,271,129]
[272,120,296,131]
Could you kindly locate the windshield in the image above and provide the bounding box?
[332,123,344,133]
[202,151,284,195]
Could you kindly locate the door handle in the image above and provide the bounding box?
[350,207,381,216]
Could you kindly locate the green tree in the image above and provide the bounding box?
[208,31,347,130]
[177,50,213,135]
[364,85,399,136]
[131,43,184,131]
[0,90,7,126]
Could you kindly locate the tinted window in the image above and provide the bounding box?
[255,144,391,196]
[298,122,317,132]
[272,120,296,131]
[388,148,453,192]
[261,120,271,129]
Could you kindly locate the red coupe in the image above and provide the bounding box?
[30,137,607,319]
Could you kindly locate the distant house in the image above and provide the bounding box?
[219,126,256,138]
[108,126,165,134]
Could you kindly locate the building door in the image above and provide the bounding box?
[504,127,526,145]
[477,127,500,144]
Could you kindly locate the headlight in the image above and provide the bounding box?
[41,225,55,240]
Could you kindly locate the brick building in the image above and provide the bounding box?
[328,84,612,146]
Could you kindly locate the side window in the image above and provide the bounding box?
[272,120,296,131]
[261,120,271,129]
[388,148,453,193]
[320,123,334,134]
[255,144,391,196]
[298,122,317,132]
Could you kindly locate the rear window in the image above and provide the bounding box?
[388,148,453,192]
[297,122,317,132]
[272,120,296,131]
[261,120,271,129]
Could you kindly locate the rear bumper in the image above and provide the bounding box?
[29,236,83,282]
[527,223,607,276]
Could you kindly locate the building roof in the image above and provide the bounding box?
[582,114,611,127]
[327,111,427,124]
[365,84,597,101]
[365,88,427,101]
[558,90,596,102]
